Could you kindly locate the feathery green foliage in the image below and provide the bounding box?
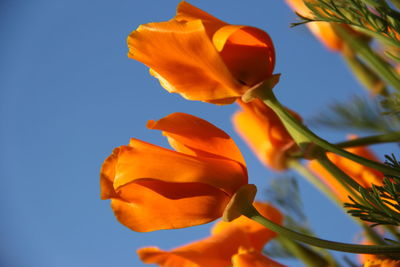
[292,0,400,48]
[344,154,400,226]
[310,95,400,133]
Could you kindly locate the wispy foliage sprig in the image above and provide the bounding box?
[263,176,335,266]
[344,154,400,226]
[382,92,400,115]
[310,95,400,133]
[292,0,400,48]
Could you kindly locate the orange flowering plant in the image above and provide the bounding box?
[284,0,345,51]
[231,247,286,267]
[127,1,276,104]
[309,144,384,202]
[137,202,284,267]
[100,112,248,232]
[101,1,400,266]
[232,99,300,171]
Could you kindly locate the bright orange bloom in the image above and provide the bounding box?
[364,259,400,267]
[358,239,380,264]
[232,99,299,171]
[284,0,344,51]
[211,202,283,250]
[137,202,283,267]
[232,247,286,267]
[309,145,384,202]
[127,1,275,104]
[100,112,247,232]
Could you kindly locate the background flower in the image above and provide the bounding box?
[137,202,283,267]
[232,247,286,267]
[284,0,344,51]
[232,99,299,171]
[309,145,384,202]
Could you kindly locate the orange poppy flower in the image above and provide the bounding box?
[358,239,380,264]
[232,99,299,171]
[309,145,384,202]
[284,0,344,51]
[212,202,283,250]
[100,112,247,232]
[232,247,286,267]
[364,259,400,267]
[127,1,275,104]
[137,202,283,267]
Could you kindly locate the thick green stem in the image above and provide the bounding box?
[334,25,400,92]
[276,236,338,267]
[289,160,387,245]
[258,89,400,177]
[242,205,400,255]
[336,132,400,148]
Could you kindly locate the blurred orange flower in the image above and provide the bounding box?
[232,99,299,171]
[137,202,283,267]
[100,112,247,232]
[284,0,344,51]
[127,1,275,104]
[232,247,286,267]
[358,239,380,264]
[211,202,283,250]
[309,145,384,202]
[364,259,400,267]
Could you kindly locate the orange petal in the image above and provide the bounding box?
[175,1,226,38]
[232,247,286,267]
[128,19,244,103]
[137,247,197,267]
[363,259,400,267]
[342,146,384,187]
[284,0,313,17]
[308,145,384,202]
[147,112,246,167]
[100,148,119,199]
[111,139,246,196]
[214,25,275,86]
[358,240,379,264]
[111,180,230,232]
[232,100,296,170]
[212,202,283,251]
[308,159,350,202]
[307,22,343,51]
[137,226,253,266]
[284,0,343,51]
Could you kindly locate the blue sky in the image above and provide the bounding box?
[0,0,385,266]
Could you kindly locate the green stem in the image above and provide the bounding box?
[289,160,342,206]
[390,0,400,10]
[258,89,400,177]
[242,204,400,255]
[342,47,388,95]
[309,154,398,245]
[315,152,368,205]
[276,236,338,267]
[386,225,400,241]
[334,25,400,92]
[289,160,388,245]
[336,132,400,148]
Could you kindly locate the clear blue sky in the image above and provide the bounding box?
[1,0,383,266]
